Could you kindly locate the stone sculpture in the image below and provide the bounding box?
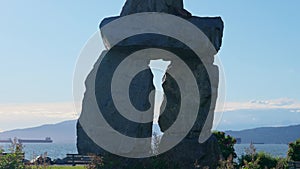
[77,0,224,168]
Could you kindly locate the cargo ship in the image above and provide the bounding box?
[18,137,53,143]
[0,138,12,143]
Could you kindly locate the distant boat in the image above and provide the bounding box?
[18,137,53,143]
[0,138,12,143]
[253,142,265,144]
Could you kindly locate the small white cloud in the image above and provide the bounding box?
[291,109,300,113]
[217,98,300,112]
[222,119,232,124]
[250,98,295,106]
[251,100,269,105]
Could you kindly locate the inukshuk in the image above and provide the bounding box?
[77,0,224,168]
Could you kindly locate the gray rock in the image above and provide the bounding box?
[100,16,224,52]
[77,50,154,156]
[77,48,220,168]
[158,136,220,169]
[120,0,191,18]
[53,158,65,165]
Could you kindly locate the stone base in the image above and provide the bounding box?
[157,136,220,169]
[77,121,106,156]
[77,120,220,169]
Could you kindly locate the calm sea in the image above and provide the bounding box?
[235,144,289,158]
[0,143,288,160]
[0,143,78,160]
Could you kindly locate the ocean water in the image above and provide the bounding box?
[0,143,78,160]
[0,143,288,160]
[235,144,289,158]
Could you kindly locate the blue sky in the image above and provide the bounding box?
[0,1,299,131]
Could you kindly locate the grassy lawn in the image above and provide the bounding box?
[50,167,85,169]
[31,166,85,169]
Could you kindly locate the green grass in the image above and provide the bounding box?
[30,166,85,169]
[50,166,85,169]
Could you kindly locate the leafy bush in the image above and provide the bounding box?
[288,138,300,161]
[238,143,288,169]
[217,156,236,169]
[0,141,25,169]
[85,154,103,169]
[242,158,260,169]
[213,131,237,160]
[239,152,278,169]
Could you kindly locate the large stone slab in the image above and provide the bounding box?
[100,16,224,52]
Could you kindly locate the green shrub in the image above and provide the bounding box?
[238,144,288,169]
[85,155,103,169]
[0,141,25,169]
[217,157,236,169]
[213,131,237,160]
[239,152,277,169]
[288,138,300,161]
[242,158,260,169]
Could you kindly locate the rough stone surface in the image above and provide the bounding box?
[100,16,224,52]
[158,136,220,169]
[120,0,191,18]
[77,1,224,168]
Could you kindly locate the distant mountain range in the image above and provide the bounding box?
[216,108,300,131]
[0,120,299,144]
[226,124,300,144]
[0,120,77,143]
